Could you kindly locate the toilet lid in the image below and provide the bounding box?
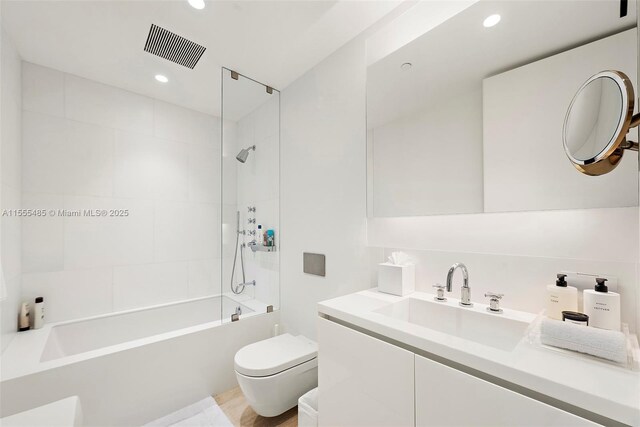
[234,334,318,377]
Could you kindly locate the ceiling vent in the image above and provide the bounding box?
[144,24,206,69]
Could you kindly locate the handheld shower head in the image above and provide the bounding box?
[236,145,256,163]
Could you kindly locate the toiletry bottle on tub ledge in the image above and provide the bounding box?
[18,302,29,331]
[32,296,44,329]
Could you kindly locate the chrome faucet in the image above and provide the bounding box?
[446,263,473,307]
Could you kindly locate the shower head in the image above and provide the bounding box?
[236,149,249,163]
[236,145,256,163]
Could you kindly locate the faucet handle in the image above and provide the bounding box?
[484,292,504,313]
[432,284,447,302]
[484,292,504,299]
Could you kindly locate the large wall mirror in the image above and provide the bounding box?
[367,0,639,217]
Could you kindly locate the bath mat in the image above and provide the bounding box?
[144,397,233,427]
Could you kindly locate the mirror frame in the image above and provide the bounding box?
[563,70,639,176]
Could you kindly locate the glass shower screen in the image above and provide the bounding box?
[221,68,280,323]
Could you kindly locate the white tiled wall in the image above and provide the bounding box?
[221,121,237,296]
[1,29,22,353]
[20,62,222,322]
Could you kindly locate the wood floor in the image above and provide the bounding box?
[214,387,298,427]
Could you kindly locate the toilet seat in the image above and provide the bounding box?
[234,334,317,377]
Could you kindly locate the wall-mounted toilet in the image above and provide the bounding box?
[234,334,318,417]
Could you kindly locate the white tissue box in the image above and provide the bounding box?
[378,263,415,296]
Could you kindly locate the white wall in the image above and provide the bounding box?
[371,87,483,216]
[20,62,221,323]
[280,38,371,341]
[0,29,22,353]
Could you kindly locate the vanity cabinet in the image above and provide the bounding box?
[414,355,597,426]
[317,318,415,427]
[318,317,599,427]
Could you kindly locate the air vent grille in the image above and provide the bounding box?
[144,24,206,69]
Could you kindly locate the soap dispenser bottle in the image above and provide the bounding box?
[546,273,578,320]
[584,278,621,331]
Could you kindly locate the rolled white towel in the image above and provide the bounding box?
[540,318,627,364]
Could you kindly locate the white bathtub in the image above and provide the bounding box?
[0,295,276,426]
[41,296,253,362]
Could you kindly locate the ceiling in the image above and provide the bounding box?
[1,0,401,118]
[367,0,638,129]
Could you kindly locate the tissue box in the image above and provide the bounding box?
[378,263,415,296]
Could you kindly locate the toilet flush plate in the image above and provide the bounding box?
[303,253,326,277]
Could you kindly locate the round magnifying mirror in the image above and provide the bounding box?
[563,70,639,176]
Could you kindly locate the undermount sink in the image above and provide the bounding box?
[374,297,531,351]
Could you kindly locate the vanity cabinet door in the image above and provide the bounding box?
[414,355,598,426]
[317,318,415,427]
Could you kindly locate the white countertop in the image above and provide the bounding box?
[318,289,640,426]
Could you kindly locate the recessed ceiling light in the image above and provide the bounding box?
[401,62,412,71]
[483,14,501,28]
[155,74,169,83]
[188,0,205,10]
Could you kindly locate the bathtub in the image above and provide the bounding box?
[0,295,277,426]
[41,296,254,362]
